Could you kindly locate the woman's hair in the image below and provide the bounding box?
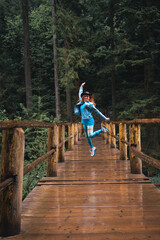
[80,95,96,106]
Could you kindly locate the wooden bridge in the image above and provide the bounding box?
[0,119,160,239]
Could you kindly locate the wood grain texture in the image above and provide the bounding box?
[2,135,160,239]
[0,128,24,237]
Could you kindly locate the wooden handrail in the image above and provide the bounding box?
[0,118,159,130]
[0,120,55,129]
[0,120,79,130]
[112,118,160,125]
[0,122,81,237]
[104,124,160,172]
[23,132,78,176]
[109,132,129,145]
[23,148,56,176]
[0,133,78,187]
[0,119,159,237]
[130,146,160,171]
[57,133,76,147]
[0,177,14,192]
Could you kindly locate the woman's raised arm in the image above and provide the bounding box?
[79,82,86,100]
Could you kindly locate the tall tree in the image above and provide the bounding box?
[56,4,89,121]
[109,0,116,120]
[142,0,155,93]
[21,0,32,109]
[66,84,72,122]
[52,0,61,119]
[64,39,73,122]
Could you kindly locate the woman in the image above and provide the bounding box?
[74,82,110,157]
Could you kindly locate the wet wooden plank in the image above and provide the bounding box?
[3,135,160,240]
[3,231,160,240]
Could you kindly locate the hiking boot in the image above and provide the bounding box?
[102,126,110,133]
[90,147,97,157]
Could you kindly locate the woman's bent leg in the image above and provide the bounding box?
[87,125,102,138]
[83,125,93,148]
[83,125,97,156]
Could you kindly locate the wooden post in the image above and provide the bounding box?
[58,124,65,162]
[68,123,74,150]
[56,125,60,162]
[101,122,105,140]
[110,123,116,148]
[105,122,110,144]
[129,124,142,174]
[0,128,24,237]
[47,124,58,176]
[74,123,78,144]
[73,123,76,144]
[78,123,81,140]
[78,123,83,139]
[119,123,127,160]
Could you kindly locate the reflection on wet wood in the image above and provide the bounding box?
[5,136,160,239]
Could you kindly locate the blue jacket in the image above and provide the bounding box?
[74,87,108,122]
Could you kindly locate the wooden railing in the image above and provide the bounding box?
[0,119,160,237]
[0,121,83,237]
[102,118,160,173]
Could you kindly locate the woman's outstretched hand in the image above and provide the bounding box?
[106,117,110,122]
[80,82,86,87]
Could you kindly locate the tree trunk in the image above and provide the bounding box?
[75,78,79,99]
[154,125,160,153]
[144,64,154,93]
[52,0,61,119]
[0,72,2,104]
[63,39,73,122]
[66,84,72,122]
[21,0,32,109]
[143,0,154,93]
[109,0,116,120]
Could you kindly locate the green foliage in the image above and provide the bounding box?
[143,163,160,190]
[118,96,160,120]
[56,5,90,92]
[0,108,9,121]
[58,47,90,88]
[14,101,56,199]
[149,171,160,183]
[0,108,9,168]
[1,0,160,196]
[23,160,46,200]
[0,0,160,119]
[22,127,47,200]
[18,104,51,199]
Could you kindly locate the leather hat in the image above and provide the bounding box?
[81,91,92,97]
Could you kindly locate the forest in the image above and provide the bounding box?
[0,0,160,196]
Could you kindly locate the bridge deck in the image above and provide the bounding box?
[7,136,160,239]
